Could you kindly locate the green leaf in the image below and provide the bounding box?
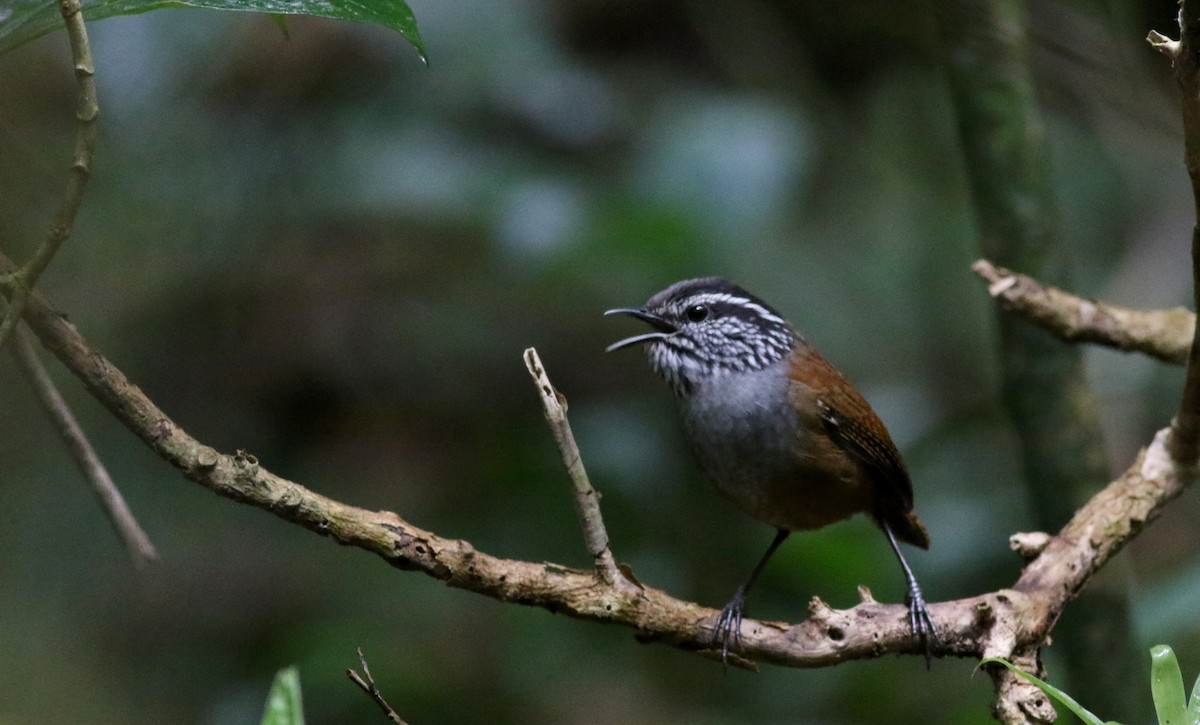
[0,0,425,60]
[260,666,305,725]
[1186,664,1200,725]
[1150,645,1188,725]
[979,658,1118,725]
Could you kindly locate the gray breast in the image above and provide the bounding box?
[675,357,799,508]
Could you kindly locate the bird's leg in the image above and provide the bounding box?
[881,522,938,668]
[712,528,790,667]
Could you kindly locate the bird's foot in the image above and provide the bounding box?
[711,586,747,668]
[905,583,939,669]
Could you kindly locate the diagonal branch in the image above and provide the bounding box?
[10,325,158,568]
[347,648,408,725]
[972,259,1193,365]
[0,0,98,351]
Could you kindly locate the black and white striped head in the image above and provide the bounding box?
[606,277,796,395]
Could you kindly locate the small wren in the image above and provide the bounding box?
[606,276,937,665]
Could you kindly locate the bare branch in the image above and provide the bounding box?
[1148,29,1181,59]
[4,249,1193,676]
[10,325,158,568]
[347,648,407,725]
[972,259,1193,365]
[0,249,945,664]
[523,347,628,588]
[0,0,98,350]
[1013,428,1190,630]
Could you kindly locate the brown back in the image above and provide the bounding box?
[787,342,930,549]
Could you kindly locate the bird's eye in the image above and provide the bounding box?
[684,304,709,323]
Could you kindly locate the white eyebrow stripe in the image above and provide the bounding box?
[681,292,787,326]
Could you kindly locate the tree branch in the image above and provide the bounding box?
[0,0,98,351]
[10,325,158,568]
[3,250,1192,678]
[972,259,1194,365]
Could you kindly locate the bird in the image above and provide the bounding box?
[605,276,937,666]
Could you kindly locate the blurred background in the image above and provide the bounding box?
[1,0,1198,722]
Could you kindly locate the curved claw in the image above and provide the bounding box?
[905,585,939,669]
[712,586,748,667]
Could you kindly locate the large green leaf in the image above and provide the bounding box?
[0,0,425,59]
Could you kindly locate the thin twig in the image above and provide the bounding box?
[10,325,158,568]
[523,347,628,588]
[1150,4,1200,464]
[972,259,1194,365]
[0,0,98,351]
[346,648,407,725]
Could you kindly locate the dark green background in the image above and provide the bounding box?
[1,1,1196,722]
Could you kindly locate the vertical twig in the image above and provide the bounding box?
[11,326,158,568]
[523,347,625,587]
[0,0,98,350]
[1178,226,1200,462]
[1150,7,1200,464]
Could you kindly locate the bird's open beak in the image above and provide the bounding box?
[604,308,678,352]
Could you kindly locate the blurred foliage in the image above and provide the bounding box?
[940,1,1140,717]
[0,0,1198,723]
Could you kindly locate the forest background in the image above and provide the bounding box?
[1,1,1197,722]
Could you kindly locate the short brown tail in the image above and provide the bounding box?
[874,508,930,550]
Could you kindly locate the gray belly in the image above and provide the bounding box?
[675,361,871,531]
